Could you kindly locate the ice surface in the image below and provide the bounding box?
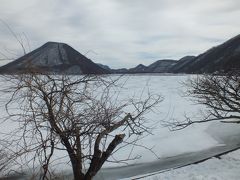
[0,74,239,177]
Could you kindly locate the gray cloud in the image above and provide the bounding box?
[0,0,240,68]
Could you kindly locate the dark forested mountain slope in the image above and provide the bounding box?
[172,35,240,73]
[127,60,177,73]
[146,59,177,73]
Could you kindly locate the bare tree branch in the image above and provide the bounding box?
[168,71,240,130]
[1,73,162,180]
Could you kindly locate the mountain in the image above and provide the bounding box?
[2,34,240,75]
[99,59,177,74]
[146,59,177,73]
[172,35,240,73]
[169,56,195,73]
[129,64,148,73]
[127,59,176,73]
[97,63,111,71]
[0,42,109,74]
[112,68,129,74]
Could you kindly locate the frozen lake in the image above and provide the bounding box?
[0,74,239,179]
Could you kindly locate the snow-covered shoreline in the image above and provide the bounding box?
[131,148,240,180]
[96,120,240,180]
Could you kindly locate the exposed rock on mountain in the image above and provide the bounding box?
[0,42,109,74]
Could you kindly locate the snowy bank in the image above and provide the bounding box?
[130,149,240,180]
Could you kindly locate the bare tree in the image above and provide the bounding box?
[1,72,162,180]
[0,19,30,61]
[169,71,240,130]
[0,149,10,173]
[0,21,30,177]
[0,22,162,179]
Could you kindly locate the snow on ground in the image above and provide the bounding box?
[0,74,240,176]
[105,74,223,164]
[128,149,240,180]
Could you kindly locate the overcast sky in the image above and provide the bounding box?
[1,0,240,68]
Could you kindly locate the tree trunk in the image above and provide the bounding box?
[84,134,125,180]
[71,158,85,180]
[83,175,93,180]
